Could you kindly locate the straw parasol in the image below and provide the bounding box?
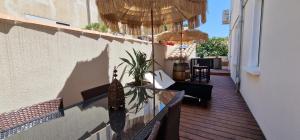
[96,0,207,89]
[156,29,208,42]
[96,0,207,35]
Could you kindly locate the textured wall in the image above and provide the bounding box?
[230,0,300,139]
[0,0,99,27]
[0,19,160,113]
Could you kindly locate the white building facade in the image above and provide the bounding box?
[0,0,100,27]
[229,0,300,139]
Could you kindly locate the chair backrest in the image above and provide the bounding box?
[145,70,175,89]
[81,84,110,101]
[147,121,161,140]
[159,91,184,140]
[190,58,213,68]
[0,98,63,139]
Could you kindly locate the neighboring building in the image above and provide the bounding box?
[229,0,300,139]
[0,0,100,27]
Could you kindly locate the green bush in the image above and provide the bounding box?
[196,37,228,57]
[85,22,108,33]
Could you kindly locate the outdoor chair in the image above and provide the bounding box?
[167,81,212,101]
[158,91,184,140]
[190,58,212,82]
[146,121,161,140]
[81,84,110,101]
[145,70,213,102]
[192,65,210,82]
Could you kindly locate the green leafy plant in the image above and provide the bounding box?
[85,22,108,33]
[197,37,229,58]
[119,49,152,86]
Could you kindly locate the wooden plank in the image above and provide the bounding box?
[181,123,253,140]
[181,115,264,135]
[180,130,212,140]
[181,111,259,127]
[180,126,232,140]
[181,118,265,139]
[182,109,259,124]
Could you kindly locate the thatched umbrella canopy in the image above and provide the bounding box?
[96,0,207,35]
[96,0,207,89]
[156,29,208,42]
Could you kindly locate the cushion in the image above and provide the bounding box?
[145,70,175,89]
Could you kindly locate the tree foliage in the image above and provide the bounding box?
[196,37,229,57]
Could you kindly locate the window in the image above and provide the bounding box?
[246,0,263,75]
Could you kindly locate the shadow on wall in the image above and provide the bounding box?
[57,45,110,107]
[153,43,167,70]
[19,23,58,35]
[0,22,14,34]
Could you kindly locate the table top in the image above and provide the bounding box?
[5,87,178,140]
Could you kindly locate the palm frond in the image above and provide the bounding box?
[126,50,136,67]
[119,65,127,82]
[118,49,156,86]
[120,58,133,66]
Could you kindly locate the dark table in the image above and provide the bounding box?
[5,87,178,140]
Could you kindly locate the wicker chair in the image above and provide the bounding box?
[190,58,213,82]
[147,121,161,140]
[0,98,63,139]
[158,91,185,140]
[167,81,213,101]
[146,70,213,102]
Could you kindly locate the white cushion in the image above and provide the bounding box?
[145,70,175,89]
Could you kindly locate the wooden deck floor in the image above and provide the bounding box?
[210,67,230,76]
[180,75,266,140]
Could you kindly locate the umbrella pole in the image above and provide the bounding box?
[151,8,156,117]
[180,22,183,63]
[151,8,155,90]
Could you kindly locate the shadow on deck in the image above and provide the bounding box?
[210,66,230,76]
[180,75,266,140]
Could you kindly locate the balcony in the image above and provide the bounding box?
[0,14,266,140]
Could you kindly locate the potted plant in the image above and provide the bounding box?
[119,49,153,87]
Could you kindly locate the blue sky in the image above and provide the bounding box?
[198,0,230,38]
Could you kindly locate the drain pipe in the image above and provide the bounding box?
[235,0,246,92]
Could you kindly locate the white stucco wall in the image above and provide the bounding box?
[0,18,165,113]
[229,0,241,83]
[0,0,100,27]
[230,0,300,139]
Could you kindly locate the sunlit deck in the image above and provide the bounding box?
[180,75,266,140]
